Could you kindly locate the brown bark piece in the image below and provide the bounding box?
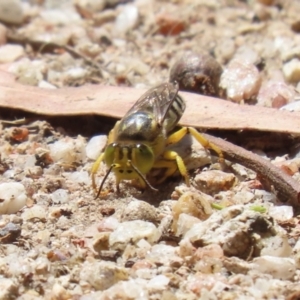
[1,70,300,134]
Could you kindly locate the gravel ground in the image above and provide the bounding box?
[1,0,300,299]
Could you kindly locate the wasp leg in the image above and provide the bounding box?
[91,152,105,191]
[167,127,224,163]
[153,150,190,185]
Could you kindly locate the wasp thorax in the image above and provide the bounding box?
[117,112,160,141]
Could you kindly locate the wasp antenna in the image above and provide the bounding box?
[95,164,114,199]
[129,161,158,192]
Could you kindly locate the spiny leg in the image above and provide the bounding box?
[153,150,189,185]
[166,126,224,163]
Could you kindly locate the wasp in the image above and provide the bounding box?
[91,81,223,198]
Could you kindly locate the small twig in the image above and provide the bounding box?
[1,118,26,126]
[203,133,300,207]
[6,32,103,77]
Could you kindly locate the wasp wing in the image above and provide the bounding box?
[123,81,185,129]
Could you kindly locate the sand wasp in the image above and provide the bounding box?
[91,81,223,198]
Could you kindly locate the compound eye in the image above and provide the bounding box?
[104,143,117,166]
[134,144,155,174]
[137,144,146,152]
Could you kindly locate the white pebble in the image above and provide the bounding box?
[283,58,300,83]
[65,67,88,80]
[257,81,295,108]
[80,261,128,290]
[268,205,293,222]
[38,80,57,89]
[51,189,69,204]
[0,44,24,63]
[74,0,106,13]
[175,213,202,236]
[115,5,139,34]
[0,278,17,299]
[261,234,292,257]
[220,58,261,103]
[49,137,86,164]
[109,220,160,251]
[251,256,296,280]
[21,205,47,221]
[86,135,107,160]
[40,9,81,25]
[281,100,300,112]
[147,275,170,290]
[0,0,23,25]
[66,171,90,185]
[0,182,27,214]
[146,244,177,265]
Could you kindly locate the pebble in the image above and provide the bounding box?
[74,0,106,13]
[268,205,293,222]
[97,216,119,232]
[9,58,46,86]
[194,170,236,195]
[99,280,148,300]
[0,182,27,214]
[283,58,300,83]
[65,171,90,185]
[251,256,296,280]
[256,0,275,5]
[40,8,81,25]
[51,189,69,204]
[0,222,21,243]
[0,0,23,25]
[0,278,18,299]
[156,13,187,36]
[38,80,57,89]
[86,135,107,160]
[115,4,139,35]
[80,260,129,290]
[220,58,261,102]
[280,100,300,112]
[21,205,47,221]
[0,44,24,63]
[184,205,289,259]
[64,67,88,80]
[121,199,158,223]
[257,81,295,108]
[49,137,86,165]
[172,191,213,233]
[109,220,160,251]
[146,244,177,266]
[51,283,71,300]
[175,213,202,236]
[148,275,170,291]
[260,234,292,257]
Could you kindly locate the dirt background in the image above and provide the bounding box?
[1,0,300,299]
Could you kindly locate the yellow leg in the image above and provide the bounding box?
[153,150,189,185]
[166,127,224,163]
[91,152,105,191]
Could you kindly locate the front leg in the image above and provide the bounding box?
[153,150,189,185]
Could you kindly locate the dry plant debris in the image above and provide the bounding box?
[0,0,300,299]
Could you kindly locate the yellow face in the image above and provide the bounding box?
[104,143,155,181]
